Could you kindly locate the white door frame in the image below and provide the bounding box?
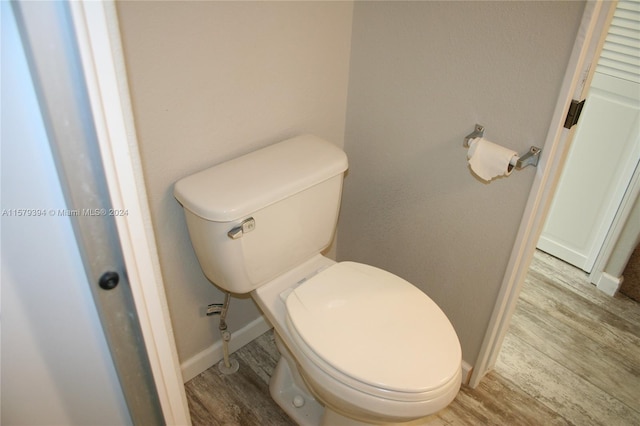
[590,160,640,295]
[469,0,617,387]
[70,2,191,424]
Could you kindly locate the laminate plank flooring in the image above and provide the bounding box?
[185,250,640,425]
[186,331,296,426]
[494,250,640,425]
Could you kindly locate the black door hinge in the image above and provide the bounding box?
[564,99,586,129]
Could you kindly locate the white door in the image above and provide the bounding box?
[538,1,640,273]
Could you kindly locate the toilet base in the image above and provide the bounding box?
[321,409,378,425]
[270,335,324,426]
[322,409,431,426]
[270,347,377,426]
[270,333,431,426]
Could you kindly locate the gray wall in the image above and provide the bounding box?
[338,1,584,365]
[116,1,354,364]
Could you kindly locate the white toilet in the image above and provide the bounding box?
[174,135,462,425]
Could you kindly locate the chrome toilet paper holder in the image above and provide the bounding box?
[464,124,541,169]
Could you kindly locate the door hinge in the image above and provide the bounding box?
[564,99,586,129]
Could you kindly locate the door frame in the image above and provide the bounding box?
[68,1,191,423]
[469,0,617,387]
[590,160,640,295]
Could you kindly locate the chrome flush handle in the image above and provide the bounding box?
[227,217,256,239]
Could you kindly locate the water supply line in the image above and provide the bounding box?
[207,292,239,374]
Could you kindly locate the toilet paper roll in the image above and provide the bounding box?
[467,137,518,182]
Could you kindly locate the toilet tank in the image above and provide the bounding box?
[174,135,348,294]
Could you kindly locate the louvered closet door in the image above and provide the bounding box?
[538,0,640,273]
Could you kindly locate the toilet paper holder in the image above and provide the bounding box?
[463,124,541,169]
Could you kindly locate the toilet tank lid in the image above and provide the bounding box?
[174,135,348,222]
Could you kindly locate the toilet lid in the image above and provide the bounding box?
[285,262,461,393]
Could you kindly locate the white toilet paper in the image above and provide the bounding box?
[467,137,518,182]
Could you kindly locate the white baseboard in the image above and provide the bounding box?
[536,238,587,271]
[181,315,272,383]
[596,272,623,296]
[461,360,473,386]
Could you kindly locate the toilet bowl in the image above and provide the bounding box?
[252,255,461,425]
[174,135,462,425]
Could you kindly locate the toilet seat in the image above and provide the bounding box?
[285,262,461,403]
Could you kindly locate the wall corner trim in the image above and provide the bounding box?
[596,272,623,297]
[461,361,473,387]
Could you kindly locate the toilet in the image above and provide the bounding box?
[174,135,462,425]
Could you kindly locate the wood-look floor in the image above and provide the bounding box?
[185,250,640,425]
